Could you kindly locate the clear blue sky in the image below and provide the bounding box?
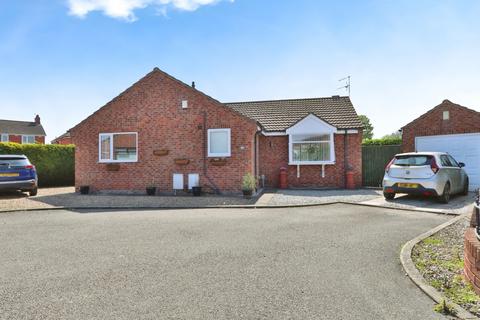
[1,0,479,141]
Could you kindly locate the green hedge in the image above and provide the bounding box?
[0,143,74,187]
[362,138,402,146]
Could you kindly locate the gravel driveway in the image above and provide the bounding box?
[0,204,450,319]
[265,189,382,205]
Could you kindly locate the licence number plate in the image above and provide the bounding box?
[0,173,19,177]
[398,183,419,188]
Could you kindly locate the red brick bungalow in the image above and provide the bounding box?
[70,68,363,194]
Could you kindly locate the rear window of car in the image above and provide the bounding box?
[393,155,432,166]
[0,158,30,167]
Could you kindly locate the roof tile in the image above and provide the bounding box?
[225,96,363,131]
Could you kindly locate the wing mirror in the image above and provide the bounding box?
[459,162,465,168]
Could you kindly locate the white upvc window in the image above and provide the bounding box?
[208,128,231,157]
[289,133,335,165]
[0,133,8,142]
[21,135,35,144]
[98,132,138,163]
[286,114,337,165]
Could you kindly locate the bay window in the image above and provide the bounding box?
[291,134,333,163]
[286,114,337,165]
[208,128,231,157]
[99,132,138,163]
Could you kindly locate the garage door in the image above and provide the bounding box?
[416,133,480,190]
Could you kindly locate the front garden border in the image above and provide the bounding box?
[400,212,478,319]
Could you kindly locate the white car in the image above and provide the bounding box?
[382,152,469,203]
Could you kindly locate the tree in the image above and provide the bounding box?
[382,131,402,139]
[358,115,373,140]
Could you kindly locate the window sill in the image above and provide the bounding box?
[99,160,138,164]
[289,161,335,166]
[207,155,231,158]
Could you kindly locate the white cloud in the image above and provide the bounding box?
[67,0,231,21]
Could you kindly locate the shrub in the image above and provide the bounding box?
[362,138,402,146]
[242,173,256,191]
[0,142,74,187]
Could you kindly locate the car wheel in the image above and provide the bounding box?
[29,187,38,197]
[439,183,450,204]
[462,178,469,196]
[384,192,395,200]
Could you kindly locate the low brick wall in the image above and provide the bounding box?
[464,227,480,294]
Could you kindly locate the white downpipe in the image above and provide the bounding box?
[321,164,325,178]
[297,164,300,178]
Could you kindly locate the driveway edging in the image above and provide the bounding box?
[400,212,478,319]
[0,200,465,214]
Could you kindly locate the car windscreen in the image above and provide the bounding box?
[0,158,30,168]
[393,155,432,166]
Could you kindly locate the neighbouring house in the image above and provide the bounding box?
[70,68,363,194]
[0,115,46,144]
[402,99,480,190]
[51,131,72,145]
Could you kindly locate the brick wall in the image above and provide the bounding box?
[5,135,45,144]
[464,227,480,295]
[70,69,258,194]
[258,132,362,188]
[402,100,480,152]
[52,136,72,145]
[35,136,45,144]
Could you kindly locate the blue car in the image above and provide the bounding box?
[0,155,38,196]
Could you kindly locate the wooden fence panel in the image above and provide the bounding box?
[362,145,402,187]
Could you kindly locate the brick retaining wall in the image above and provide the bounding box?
[464,227,480,294]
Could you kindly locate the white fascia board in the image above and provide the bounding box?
[262,131,287,136]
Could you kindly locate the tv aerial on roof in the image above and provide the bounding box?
[337,76,351,97]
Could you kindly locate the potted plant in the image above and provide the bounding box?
[192,186,202,196]
[241,173,256,198]
[146,177,156,196]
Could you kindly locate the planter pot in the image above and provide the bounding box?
[106,163,120,171]
[79,186,90,195]
[242,189,253,199]
[192,186,202,196]
[146,187,156,196]
[210,158,227,166]
[174,159,190,165]
[153,149,169,156]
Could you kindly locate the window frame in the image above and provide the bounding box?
[0,133,8,142]
[21,135,35,144]
[207,128,231,158]
[98,132,138,163]
[288,133,335,165]
[443,110,450,120]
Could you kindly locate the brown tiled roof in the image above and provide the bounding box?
[225,96,363,131]
[0,119,46,136]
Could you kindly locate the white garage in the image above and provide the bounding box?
[416,133,480,190]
